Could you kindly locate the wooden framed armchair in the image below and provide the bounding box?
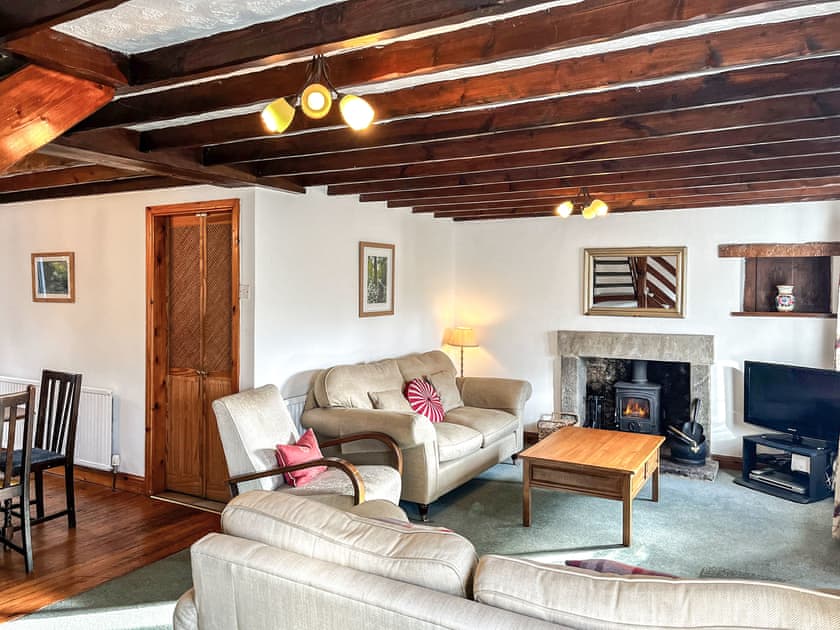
[211,385,403,510]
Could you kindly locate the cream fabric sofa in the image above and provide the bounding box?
[301,350,532,519]
[174,491,840,630]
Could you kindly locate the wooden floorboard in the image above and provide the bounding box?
[0,474,220,623]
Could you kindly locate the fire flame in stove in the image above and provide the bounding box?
[622,399,650,418]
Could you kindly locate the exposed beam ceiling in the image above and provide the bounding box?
[1,0,839,218]
[0,1,130,42]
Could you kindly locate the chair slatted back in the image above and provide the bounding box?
[35,371,82,457]
[0,387,35,493]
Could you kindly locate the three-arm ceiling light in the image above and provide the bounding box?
[261,54,375,134]
[554,188,609,220]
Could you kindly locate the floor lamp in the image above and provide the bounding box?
[444,327,478,377]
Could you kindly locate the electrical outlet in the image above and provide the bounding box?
[239,284,250,300]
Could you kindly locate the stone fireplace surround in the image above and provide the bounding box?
[555,330,715,448]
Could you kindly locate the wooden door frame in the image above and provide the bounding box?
[145,198,240,496]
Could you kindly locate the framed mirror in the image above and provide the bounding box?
[583,247,686,318]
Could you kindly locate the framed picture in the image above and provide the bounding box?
[31,252,75,303]
[359,242,394,317]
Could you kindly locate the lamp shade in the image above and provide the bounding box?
[301,82,332,119]
[340,94,375,130]
[444,326,478,348]
[591,198,609,216]
[554,200,574,218]
[261,97,295,133]
[581,202,598,220]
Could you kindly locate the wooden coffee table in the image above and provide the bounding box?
[519,426,665,546]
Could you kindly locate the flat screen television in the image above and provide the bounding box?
[744,360,840,445]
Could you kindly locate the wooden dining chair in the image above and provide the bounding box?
[0,386,36,573]
[30,370,82,528]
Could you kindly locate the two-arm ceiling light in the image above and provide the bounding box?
[261,54,375,134]
[554,188,609,220]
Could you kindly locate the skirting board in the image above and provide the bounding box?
[45,466,146,495]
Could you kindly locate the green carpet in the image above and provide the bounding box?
[9,465,839,629]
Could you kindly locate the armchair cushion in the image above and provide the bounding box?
[284,464,401,504]
[368,389,413,412]
[444,407,518,447]
[427,370,464,412]
[434,423,483,462]
[275,428,327,487]
[222,491,478,598]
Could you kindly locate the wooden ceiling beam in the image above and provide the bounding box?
[4,30,130,87]
[0,65,113,173]
[201,56,840,165]
[252,91,840,175]
[0,1,129,41]
[386,167,840,207]
[329,150,840,196]
[2,154,87,177]
[129,12,840,152]
[0,176,187,205]
[421,176,840,214]
[128,0,560,87]
[444,188,840,220]
[286,118,840,185]
[0,164,140,192]
[39,128,304,193]
[81,0,787,131]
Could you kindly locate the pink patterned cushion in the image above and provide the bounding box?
[405,378,445,423]
[275,428,327,487]
[566,558,676,577]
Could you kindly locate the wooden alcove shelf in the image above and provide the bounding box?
[730,311,837,319]
[718,242,839,318]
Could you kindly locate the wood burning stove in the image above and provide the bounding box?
[615,360,661,434]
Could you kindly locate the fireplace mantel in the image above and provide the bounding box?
[555,330,714,446]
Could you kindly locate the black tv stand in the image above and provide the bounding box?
[734,433,835,503]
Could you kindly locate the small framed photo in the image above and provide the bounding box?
[31,252,75,303]
[359,242,394,317]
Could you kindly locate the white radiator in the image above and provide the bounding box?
[285,394,307,434]
[0,376,116,471]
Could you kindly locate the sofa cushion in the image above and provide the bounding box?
[427,370,464,412]
[444,406,518,447]
[434,422,483,462]
[368,388,413,412]
[406,378,445,423]
[474,555,840,629]
[321,359,404,409]
[222,491,478,598]
[396,350,457,383]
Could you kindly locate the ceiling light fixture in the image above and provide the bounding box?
[554,188,609,219]
[261,54,375,134]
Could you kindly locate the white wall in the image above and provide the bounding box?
[0,185,257,476]
[452,201,840,456]
[252,187,454,397]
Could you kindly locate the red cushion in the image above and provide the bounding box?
[275,428,327,487]
[405,378,445,423]
[566,559,676,577]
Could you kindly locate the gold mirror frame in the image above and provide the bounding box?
[583,246,686,318]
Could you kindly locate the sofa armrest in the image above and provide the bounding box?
[173,588,197,630]
[458,377,532,416]
[303,407,436,448]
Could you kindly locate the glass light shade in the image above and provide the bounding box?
[261,97,295,133]
[591,198,609,216]
[443,326,478,348]
[339,94,375,130]
[582,202,598,220]
[554,200,574,218]
[301,83,332,119]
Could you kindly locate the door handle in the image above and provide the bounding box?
[196,370,208,377]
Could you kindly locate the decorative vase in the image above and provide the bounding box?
[775,285,795,312]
